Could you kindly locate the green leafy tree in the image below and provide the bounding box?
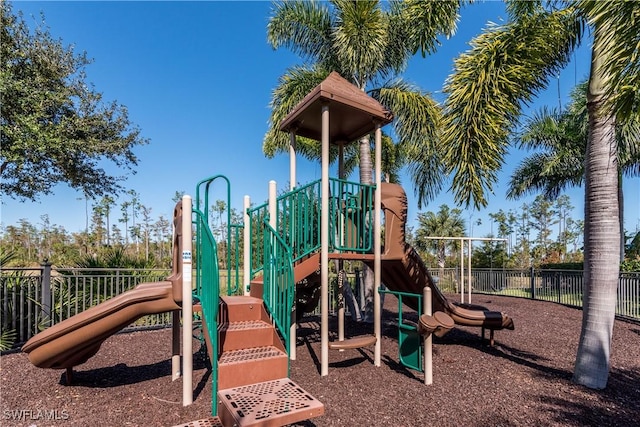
[90,202,106,248]
[0,3,148,201]
[471,238,509,271]
[424,1,640,389]
[626,231,640,260]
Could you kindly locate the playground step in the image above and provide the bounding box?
[219,319,277,352]
[218,346,288,390]
[171,416,223,427]
[219,296,265,323]
[217,378,324,427]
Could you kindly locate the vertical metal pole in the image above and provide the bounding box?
[40,260,52,327]
[289,130,297,190]
[321,103,330,376]
[268,181,277,227]
[374,122,382,367]
[243,195,251,296]
[181,195,193,406]
[468,239,472,304]
[289,132,298,359]
[460,243,464,304]
[172,310,181,380]
[424,286,432,385]
[530,266,536,300]
[337,142,345,345]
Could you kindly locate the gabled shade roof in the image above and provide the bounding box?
[279,71,393,143]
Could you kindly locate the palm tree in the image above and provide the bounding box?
[414,205,466,281]
[265,0,458,316]
[409,1,639,389]
[264,0,458,189]
[507,81,640,260]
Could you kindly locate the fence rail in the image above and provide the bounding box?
[2,265,639,350]
[435,267,640,321]
[1,265,170,349]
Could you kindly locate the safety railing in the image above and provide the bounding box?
[329,178,374,253]
[277,179,322,263]
[195,174,242,296]
[262,219,294,361]
[246,178,374,278]
[247,200,269,278]
[192,207,220,417]
[379,288,424,372]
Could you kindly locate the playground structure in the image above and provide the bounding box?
[21,72,514,427]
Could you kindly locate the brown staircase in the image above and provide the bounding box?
[174,295,324,427]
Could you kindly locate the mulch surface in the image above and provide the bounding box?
[1,294,639,427]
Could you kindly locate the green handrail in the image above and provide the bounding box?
[246,178,374,278]
[275,179,322,263]
[329,178,375,253]
[262,218,294,364]
[192,208,220,416]
[195,174,241,295]
[247,201,268,278]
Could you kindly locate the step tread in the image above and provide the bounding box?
[171,416,223,427]
[220,295,263,306]
[218,378,324,427]
[219,345,285,365]
[221,319,272,332]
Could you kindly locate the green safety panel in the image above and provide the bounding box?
[398,323,422,372]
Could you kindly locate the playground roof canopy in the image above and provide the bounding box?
[279,71,393,143]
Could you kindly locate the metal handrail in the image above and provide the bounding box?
[262,219,294,363]
[192,208,220,416]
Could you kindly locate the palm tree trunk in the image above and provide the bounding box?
[359,136,373,185]
[359,135,376,321]
[573,27,620,389]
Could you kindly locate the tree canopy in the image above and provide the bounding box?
[0,3,148,201]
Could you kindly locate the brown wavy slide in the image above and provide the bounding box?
[22,201,186,372]
[22,280,181,370]
[378,182,514,340]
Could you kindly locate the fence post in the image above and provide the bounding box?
[530,266,535,300]
[40,259,52,327]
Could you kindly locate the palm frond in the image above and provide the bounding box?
[505,0,544,20]
[267,0,333,63]
[518,107,565,150]
[442,6,583,208]
[372,79,444,206]
[263,66,329,159]
[332,0,389,86]
[579,1,640,120]
[391,0,461,57]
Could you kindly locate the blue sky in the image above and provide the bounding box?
[3,1,639,240]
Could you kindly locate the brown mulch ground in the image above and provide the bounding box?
[1,294,639,427]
